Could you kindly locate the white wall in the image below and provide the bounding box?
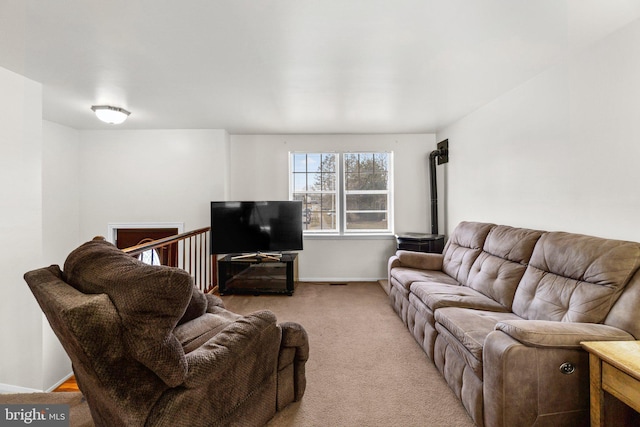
[41,120,82,389]
[79,130,230,240]
[229,134,436,280]
[43,121,81,265]
[0,67,44,391]
[437,18,640,242]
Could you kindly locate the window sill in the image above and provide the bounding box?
[303,233,395,241]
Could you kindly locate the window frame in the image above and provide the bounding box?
[289,151,394,237]
[342,152,394,234]
[290,152,340,234]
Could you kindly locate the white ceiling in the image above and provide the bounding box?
[1,0,640,133]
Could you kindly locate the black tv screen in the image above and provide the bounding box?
[210,201,303,254]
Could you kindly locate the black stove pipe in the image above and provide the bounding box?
[429,149,440,235]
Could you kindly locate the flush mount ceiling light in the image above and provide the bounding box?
[91,105,131,124]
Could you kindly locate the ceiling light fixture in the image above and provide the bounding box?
[91,105,131,124]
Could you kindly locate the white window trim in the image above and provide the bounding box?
[107,222,186,265]
[343,151,394,235]
[106,222,185,245]
[290,152,341,234]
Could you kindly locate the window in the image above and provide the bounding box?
[344,153,391,232]
[138,249,163,266]
[291,153,338,232]
[290,151,393,235]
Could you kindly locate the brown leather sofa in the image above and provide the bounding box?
[388,221,640,426]
[24,237,308,427]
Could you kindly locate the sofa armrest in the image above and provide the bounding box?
[483,330,592,427]
[395,250,443,271]
[204,293,225,310]
[277,322,309,407]
[388,255,401,271]
[280,321,309,361]
[182,310,280,389]
[495,320,634,349]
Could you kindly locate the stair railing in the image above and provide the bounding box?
[122,226,215,292]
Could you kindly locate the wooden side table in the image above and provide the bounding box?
[581,341,640,427]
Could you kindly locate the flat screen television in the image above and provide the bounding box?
[210,201,303,255]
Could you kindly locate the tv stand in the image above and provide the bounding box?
[231,252,282,261]
[218,253,298,296]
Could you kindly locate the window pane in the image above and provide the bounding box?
[344,172,357,190]
[321,194,336,209]
[308,194,336,213]
[344,153,358,172]
[346,212,388,230]
[303,193,337,231]
[304,211,321,231]
[307,153,322,172]
[139,249,162,266]
[372,172,388,190]
[321,173,335,191]
[346,194,387,210]
[293,173,307,192]
[303,210,338,231]
[308,172,322,191]
[321,154,336,172]
[293,153,308,172]
[306,194,322,210]
[358,153,374,172]
[345,172,389,191]
[320,211,337,229]
[344,153,389,191]
[374,153,388,171]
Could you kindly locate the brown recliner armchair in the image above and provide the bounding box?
[24,237,308,427]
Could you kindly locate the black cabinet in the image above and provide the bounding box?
[218,253,298,296]
[395,233,445,253]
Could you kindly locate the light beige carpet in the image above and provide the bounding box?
[222,282,475,427]
[1,282,474,427]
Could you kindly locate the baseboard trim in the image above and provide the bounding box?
[0,371,74,394]
[298,277,384,283]
[45,372,74,393]
[0,383,41,394]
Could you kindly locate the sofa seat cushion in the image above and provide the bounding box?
[391,267,459,291]
[178,288,208,326]
[411,282,509,313]
[435,307,522,378]
[174,308,242,353]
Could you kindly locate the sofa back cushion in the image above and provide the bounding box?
[512,232,640,322]
[442,222,495,286]
[63,238,193,387]
[467,225,542,310]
